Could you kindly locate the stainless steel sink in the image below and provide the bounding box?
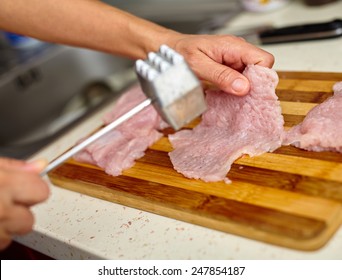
[0,43,136,158]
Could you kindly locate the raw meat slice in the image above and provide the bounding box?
[74,84,168,176]
[169,65,284,183]
[283,81,342,153]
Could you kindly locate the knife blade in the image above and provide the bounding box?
[233,19,342,45]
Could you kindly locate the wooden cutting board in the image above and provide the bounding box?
[49,71,342,251]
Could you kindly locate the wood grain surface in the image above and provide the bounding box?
[49,71,342,251]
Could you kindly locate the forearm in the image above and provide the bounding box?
[0,0,274,95]
[0,0,179,59]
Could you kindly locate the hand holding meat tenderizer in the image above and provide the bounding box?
[40,45,206,176]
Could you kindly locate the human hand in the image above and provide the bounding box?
[166,34,274,95]
[0,157,49,250]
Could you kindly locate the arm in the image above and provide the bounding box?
[0,0,274,95]
[0,0,174,59]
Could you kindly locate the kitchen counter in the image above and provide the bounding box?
[19,0,342,259]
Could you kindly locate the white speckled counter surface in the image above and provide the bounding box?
[18,1,342,259]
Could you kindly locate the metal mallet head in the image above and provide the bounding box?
[135,44,207,130]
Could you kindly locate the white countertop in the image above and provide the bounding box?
[18,0,342,259]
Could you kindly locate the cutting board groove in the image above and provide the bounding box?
[49,71,342,251]
[140,149,342,202]
[277,90,333,103]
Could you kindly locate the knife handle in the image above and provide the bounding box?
[259,19,342,44]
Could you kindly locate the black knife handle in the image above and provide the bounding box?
[260,19,342,44]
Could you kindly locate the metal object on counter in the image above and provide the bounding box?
[227,18,342,45]
[41,45,206,176]
[303,0,337,6]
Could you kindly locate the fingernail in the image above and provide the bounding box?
[24,159,48,172]
[232,78,249,95]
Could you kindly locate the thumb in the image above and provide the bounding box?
[22,159,48,173]
[202,62,250,95]
[0,157,47,173]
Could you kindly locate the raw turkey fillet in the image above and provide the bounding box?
[283,81,342,153]
[168,65,284,183]
[74,85,168,176]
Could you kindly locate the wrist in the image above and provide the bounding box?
[127,20,183,59]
